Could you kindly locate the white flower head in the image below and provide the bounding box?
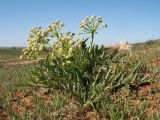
[98,16,102,22]
[67,35,72,40]
[55,19,60,24]
[39,45,43,51]
[94,22,99,29]
[102,23,107,28]
[68,48,73,53]
[58,48,63,54]
[90,15,96,20]
[51,23,56,28]
[84,16,89,22]
[68,40,73,45]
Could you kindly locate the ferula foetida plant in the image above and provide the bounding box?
[21,15,107,59]
[21,19,79,61]
[21,15,149,110]
[79,15,107,52]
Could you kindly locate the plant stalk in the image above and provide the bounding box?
[89,32,94,52]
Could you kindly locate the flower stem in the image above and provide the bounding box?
[89,31,94,52]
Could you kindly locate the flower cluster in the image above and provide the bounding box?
[45,19,64,38]
[21,19,81,61]
[53,32,81,60]
[20,27,44,59]
[51,32,82,65]
[79,15,107,34]
[78,15,107,52]
[21,15,107,61]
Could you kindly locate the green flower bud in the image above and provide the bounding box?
[34,48,38,51]
[75,38,80,41]
[37,31,41,35]
[55,19,60,24]
[80,28,85,31]
[58,48,63,54]
[84,18,89,23]
[29,34,34,38]
[68,48,73,53]
[80,24,84,28]
[68,40,73,45]
[79,22,83,25]
[90,15,96,20]
[31,27,35,32]
[102,23,107,28]
[39,46,43,51]
[98,16,102,22]
[27,40,31,44]
[51,23,56,28]
[83,21,88,26]
[75,41,81,46]
[67,35,72,40]
[94,22,99,29]
[33,42,37,46]
[66,32,71,35]
[68,53,72,57]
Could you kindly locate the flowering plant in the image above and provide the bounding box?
[79,15,107,52]
[21,20,83,67]
[21,15,107,59]
[21,15,149,111]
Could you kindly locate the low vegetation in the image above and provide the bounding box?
[0,15,160,120]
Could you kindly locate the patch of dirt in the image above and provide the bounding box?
[0,58,45,67]
[0,111,10,120]
[4,87,50,114]
[137,83,160,117]
[0,59,17,62]
[5,60,37,66]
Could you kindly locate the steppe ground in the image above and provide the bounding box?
[0,40,160,119]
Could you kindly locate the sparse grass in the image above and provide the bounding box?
[0,47,23,60]
[133,39,160,79]
[0,39,160,119]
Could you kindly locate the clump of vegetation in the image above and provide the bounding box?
[1,16,160,119]
[21,15,150,113]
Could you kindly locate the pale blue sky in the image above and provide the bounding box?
[0,0,160,47]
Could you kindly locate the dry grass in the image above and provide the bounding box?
[0,39,160,119]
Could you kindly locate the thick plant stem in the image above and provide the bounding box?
[89,32,94,52]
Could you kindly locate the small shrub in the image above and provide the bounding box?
[22,15,150,111]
